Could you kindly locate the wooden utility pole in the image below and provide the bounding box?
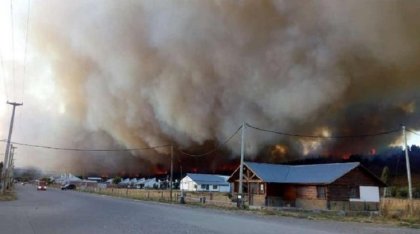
[170,144,173,202]
[238,122,246,208]
[402,125,413,215]
[7,145,16,188]
[180,164,185,203]
[8,145,15,169]
[1,101,23,194]
[402,126,413,200]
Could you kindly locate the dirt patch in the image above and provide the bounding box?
[0,190,16,201]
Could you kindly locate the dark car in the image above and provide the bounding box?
[61,184,76,190]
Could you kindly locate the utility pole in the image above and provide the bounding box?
[180,164,185,203]
[402,125,413,215]
[170,144,173,202]
[402,126,413,200]
[8,145,15,169]
[1,101,23,194]
[8,145,16,188]
[238,122,246,208]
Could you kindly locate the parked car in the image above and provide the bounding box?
[61,184,76,190]
[37,181,47,191]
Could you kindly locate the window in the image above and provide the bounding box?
[260,183,264,193]
[349,186,360,199]
[213,185,218,190]
[201,184,209,190]
[317,186,326,199]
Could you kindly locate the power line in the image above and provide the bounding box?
[0,122,406,154]
[0,124,242,156]
[21,0,31,103]
[10,0,16,101]
[0,139,170,152]
[178,125,242,157]
[16,0,31,138]
[0,47,9,100]
[407,129,420,137]
[246,123,400,139]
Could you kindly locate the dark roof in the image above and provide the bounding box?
[186,173,229,186]
[244,161,360,184]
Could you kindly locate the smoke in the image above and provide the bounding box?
[1,0,420,174]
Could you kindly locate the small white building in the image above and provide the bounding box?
[87,177,102,182]
[119,178,131,186]
[144,178,160,189]
[134,178,146,189]
[105,178,113,184]
[180,173,230,192]
[56,173,82,185]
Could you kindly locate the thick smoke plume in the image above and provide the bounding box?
[2,0,420,174]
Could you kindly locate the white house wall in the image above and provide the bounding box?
[350,186,380,202]
[216,185,230,193]
[195,184,230,192]
[180,176,198,191]
[180,176,231,192]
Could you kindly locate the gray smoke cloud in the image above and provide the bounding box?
[2,0,420,174]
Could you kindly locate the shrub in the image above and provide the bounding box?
[390,187,398,197]
[112,177,121,184]
[413,187,420,199]
[398,188,408,198]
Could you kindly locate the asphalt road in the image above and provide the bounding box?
[0,185,417,234]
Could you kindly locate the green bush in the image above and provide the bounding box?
[397,187,408,198]
[390,187,398,197]
[413,187,420,199]
[112,177,121,184]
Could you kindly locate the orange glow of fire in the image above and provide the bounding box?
[218,163,238,172]
[341,153,352,160]
[154,166,168,175]
[272,144,287,155]
[370,148,376,155]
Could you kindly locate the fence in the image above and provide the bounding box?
[183,191,235,207]
[78,186,420,219]
[78,187,236,207]
[80,187,180,202]
[380,198,420,218]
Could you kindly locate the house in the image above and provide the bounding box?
[228,162,386,211]
[79,179,98,188]
[87,177,102,182]
[127,178,138,188]
[118,178,131,187]
[180,173,231,192]
[105,178,113,184]
[134,178,146,189]
[55,173,82,185]
[144,178,160,189]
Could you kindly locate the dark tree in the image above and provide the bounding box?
[112,176,122,184]
[381,166,390,185]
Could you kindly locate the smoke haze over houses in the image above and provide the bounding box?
[0,0,419,175]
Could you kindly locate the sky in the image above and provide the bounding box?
[0,0,420,175]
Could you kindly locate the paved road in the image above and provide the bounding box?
[0,185,417,234]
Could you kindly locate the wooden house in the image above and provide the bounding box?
[228,162,386,211]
